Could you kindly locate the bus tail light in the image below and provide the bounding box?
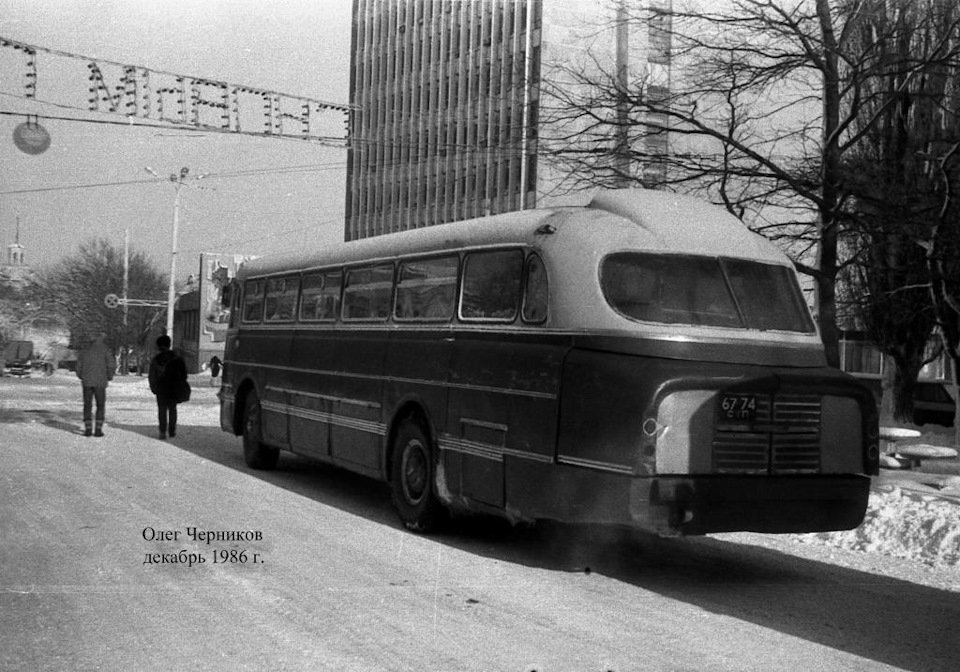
[653,390,717,474]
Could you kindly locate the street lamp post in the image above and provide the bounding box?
[146,166,194,343]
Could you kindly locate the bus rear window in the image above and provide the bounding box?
[343,264,394,321]
[242,280,264,323]
[600,253,815,332]
[395,256,458,321]
[721,258,816,332]
[460,250,523,321]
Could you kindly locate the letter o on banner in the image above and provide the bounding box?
[13,120,51,155]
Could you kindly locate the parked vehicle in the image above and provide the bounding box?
[220,189,879,537]
[2,340,34,377]
[853,375,956,428]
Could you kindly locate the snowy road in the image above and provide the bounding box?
[1,374,958,671]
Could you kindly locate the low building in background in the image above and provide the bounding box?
[174,253,254,373]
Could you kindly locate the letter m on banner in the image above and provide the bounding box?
[87,61,142,115]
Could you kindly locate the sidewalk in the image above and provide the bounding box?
[875,458,960,502]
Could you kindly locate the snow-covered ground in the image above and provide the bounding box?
[791,425,960,569]
[3,372,959,572]
[793,481,960,568]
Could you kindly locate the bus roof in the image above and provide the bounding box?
[239,188,789,278]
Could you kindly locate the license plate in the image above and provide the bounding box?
[720,394,757,421]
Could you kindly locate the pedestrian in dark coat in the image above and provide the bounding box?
[148,335,188,439]
[209,355,222,387]
[75,331,116,437]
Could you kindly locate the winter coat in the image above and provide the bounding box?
[148,350,188,399]
[75,341,116,387]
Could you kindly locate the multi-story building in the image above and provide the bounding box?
[345,0,671,240]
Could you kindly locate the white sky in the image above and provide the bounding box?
[0,0,353,279]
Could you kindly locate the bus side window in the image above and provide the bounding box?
[226,280,239,328]
[265,276,300,322]
[460,249,523,321]
[522,253,548,323]
[395,256,458,321]
[242,280,264,323]
[343,264,394,321]
[300,270,342,322]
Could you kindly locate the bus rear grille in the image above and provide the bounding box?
[713,432,770,473]
[713,394,821,474]
[771,433,821,473]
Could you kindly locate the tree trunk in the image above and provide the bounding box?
[891,353,923,425]
[879,354,897,426]
[952,380,960,448]
[816,0,842,369]
[816,270,841,368]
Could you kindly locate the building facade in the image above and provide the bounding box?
[173,253,253,372]
[345,0,672,239]
[346,0,541,240]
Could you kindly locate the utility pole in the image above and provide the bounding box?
[145,166,202,344]
[122,227,129,373]
[615,0,631,186]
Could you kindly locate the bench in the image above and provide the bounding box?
[893,444,958,470]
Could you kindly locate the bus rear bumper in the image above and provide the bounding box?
[634,474,871,536]
[505,459,870,535]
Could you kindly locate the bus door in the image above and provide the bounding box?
[444,249,560,510]
[288,270,343,461]
[386,256,459,477]
[257,275,300,450]
[321,263,394,474]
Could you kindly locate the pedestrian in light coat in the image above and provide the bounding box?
[75,331,116,437]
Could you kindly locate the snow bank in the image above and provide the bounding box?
[793,486,960,568]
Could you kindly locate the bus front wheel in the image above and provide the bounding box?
[243,392,279,470]
[390,419,445,533]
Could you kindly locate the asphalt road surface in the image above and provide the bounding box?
[1,373,958,671]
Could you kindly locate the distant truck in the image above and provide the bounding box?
[2,340,34,377]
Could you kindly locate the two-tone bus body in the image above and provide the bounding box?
[219,189,879,536]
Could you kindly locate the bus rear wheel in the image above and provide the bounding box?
[390,419,445,533]
[243,392,279,470]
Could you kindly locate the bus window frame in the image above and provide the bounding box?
[227,279,241,328]
[458,248,524,324]
[241,279,265,324]
[394,254,460,323]
[299,268,343,323]
[521,252,548,324]
[342,262,396,322]
[264,274,301,323]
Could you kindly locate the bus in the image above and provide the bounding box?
[219,189,879,536]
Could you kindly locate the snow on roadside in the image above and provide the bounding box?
[792,485,960,569]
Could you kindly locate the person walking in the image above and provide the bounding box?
[75,331,116,437]
[208,355,222,387]
[148,335,188,440]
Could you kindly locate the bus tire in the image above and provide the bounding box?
[390,419,445,533]
[243,392,279,470]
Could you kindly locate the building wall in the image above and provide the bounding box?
[346,0,541,240]
[535,0,673,199]
[174,253,253,373]
[346,0,672,238]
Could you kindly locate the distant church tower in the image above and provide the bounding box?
[1,217,30,286]
[7,217,26,266]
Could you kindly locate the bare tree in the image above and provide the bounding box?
[538,0,960,373]
[33,238,167,369]
[0,277,62,346]
[837,0,960,423]
[924,142,960,444]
